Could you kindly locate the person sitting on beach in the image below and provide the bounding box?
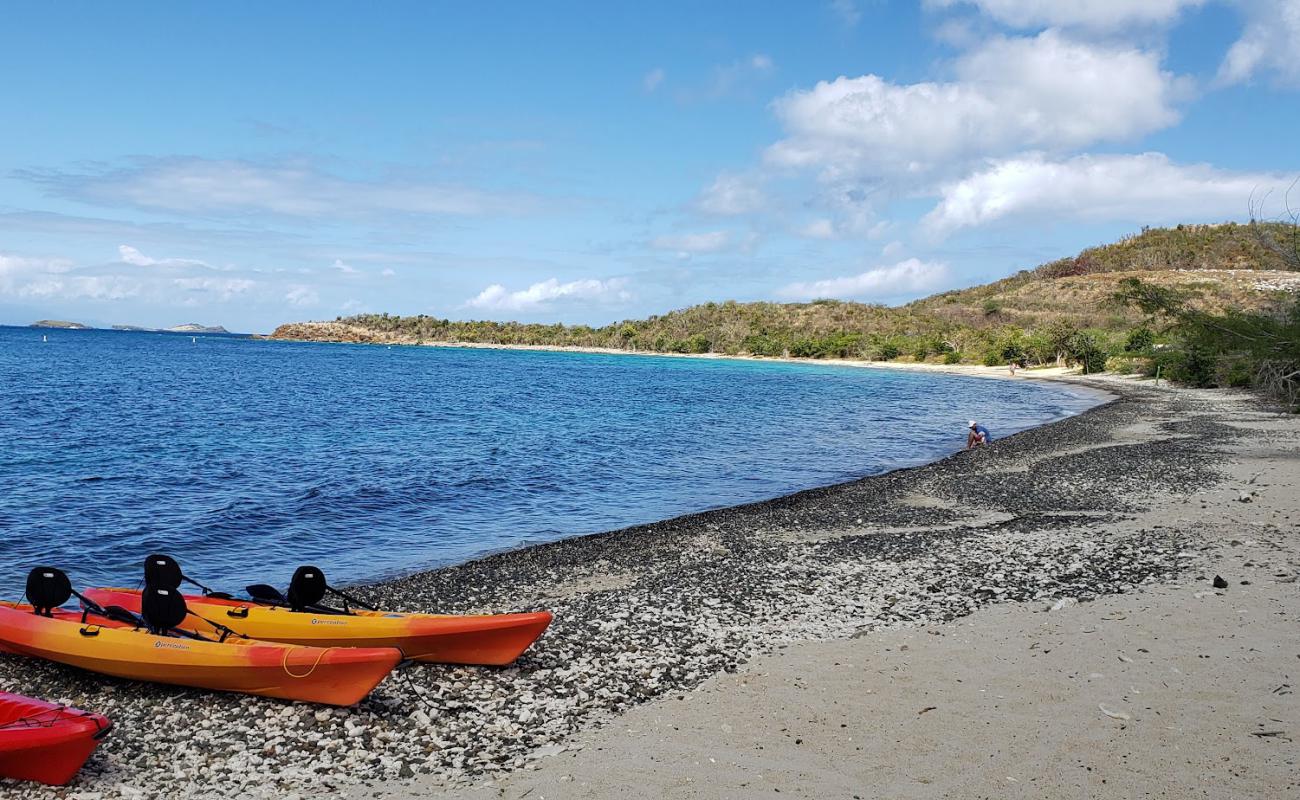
[967,420,991,449]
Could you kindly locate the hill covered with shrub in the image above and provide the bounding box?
[272,222,1300,372]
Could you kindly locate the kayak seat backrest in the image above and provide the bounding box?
[26,567,72,616]
[141,586,187,635]
[287,566,327,612]
[144,554,183,590]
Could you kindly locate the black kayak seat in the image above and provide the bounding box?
[140,586,187,635]
[26,567,72,617]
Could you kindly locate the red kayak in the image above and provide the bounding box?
[0,693,111,785]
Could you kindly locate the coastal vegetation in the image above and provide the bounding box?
[273,222,1300,389]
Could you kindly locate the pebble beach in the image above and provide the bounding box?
[3,372,1297,799]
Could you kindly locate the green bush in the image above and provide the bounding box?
[1065,330,1108,374]
[684,334,712,354]
[1105,355,1153,375]
[1123,326,1155,352]
[943,351,963,365]
[871,339,902,361]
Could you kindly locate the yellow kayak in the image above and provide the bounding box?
[84,555,551,665]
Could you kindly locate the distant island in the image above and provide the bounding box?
[29,322,233,333]
[31,320,91,329]
[165,323,229,334]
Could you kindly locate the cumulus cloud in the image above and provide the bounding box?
[922,152,1282,233]
[17,157,538,220]
[1218,0,1300,86]
[650,230,733,254]
[331,259,359,274]
[766,30,1184,180]
[777,259,950,301]
[928,0,1205,29]
[1,249,268,305]
[465,277,632,312]
[697,173,767,215]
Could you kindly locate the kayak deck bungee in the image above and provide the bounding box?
[0,692,111,786]
[1,568,401,706]
[85,587,554,666]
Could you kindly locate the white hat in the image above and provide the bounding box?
[968,420,977,428]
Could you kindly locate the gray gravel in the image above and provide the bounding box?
[0,379,1246,799]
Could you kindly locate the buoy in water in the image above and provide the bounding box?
[42,335,47,342]
[192,337,196,344]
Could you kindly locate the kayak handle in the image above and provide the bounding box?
[227,606,250,619]
[79,625,101,637]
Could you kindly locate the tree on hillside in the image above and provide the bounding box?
[1114,277,1300,407]
[1250,178,1300,271]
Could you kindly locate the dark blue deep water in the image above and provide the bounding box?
[0,326,1102,599]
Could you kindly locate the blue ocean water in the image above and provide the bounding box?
[0,326,1102,600]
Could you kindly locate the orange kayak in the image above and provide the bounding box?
[0,602,401,706]
[84,588,553,666]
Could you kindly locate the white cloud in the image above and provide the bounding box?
[643,67,666,92]
[928,0,1205,29]
[1217,0,1300,86]
[465,277,632,312]
[285,286,320,307]
[650,230,733,254]
[381,268,396,277]
[830,0,862,27]
[698,173,767,215]
[118,244,210,269]
[798,219,837,239]
[922,152,1282,233]
[0,253,74,279]
[777,259,950,301]
[681,54,777,102]
[19,157,538,220]
[172,277,256,300]
[331,259,359,274]
[767,30,1184,180]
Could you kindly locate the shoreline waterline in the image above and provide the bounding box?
[347,370,1118,593]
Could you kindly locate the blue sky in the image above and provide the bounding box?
[2,1,1298,332]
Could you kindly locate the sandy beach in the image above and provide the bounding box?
[4,371,1297,800]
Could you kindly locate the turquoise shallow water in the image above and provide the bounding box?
[0,326,1102,599]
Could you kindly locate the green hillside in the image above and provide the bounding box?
[272,222,1300,369]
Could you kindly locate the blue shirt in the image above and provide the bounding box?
[972,424,991,441]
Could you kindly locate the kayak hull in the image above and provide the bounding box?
[0,693,111,785]
[0,603,401,706]
[85,588,552,665]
